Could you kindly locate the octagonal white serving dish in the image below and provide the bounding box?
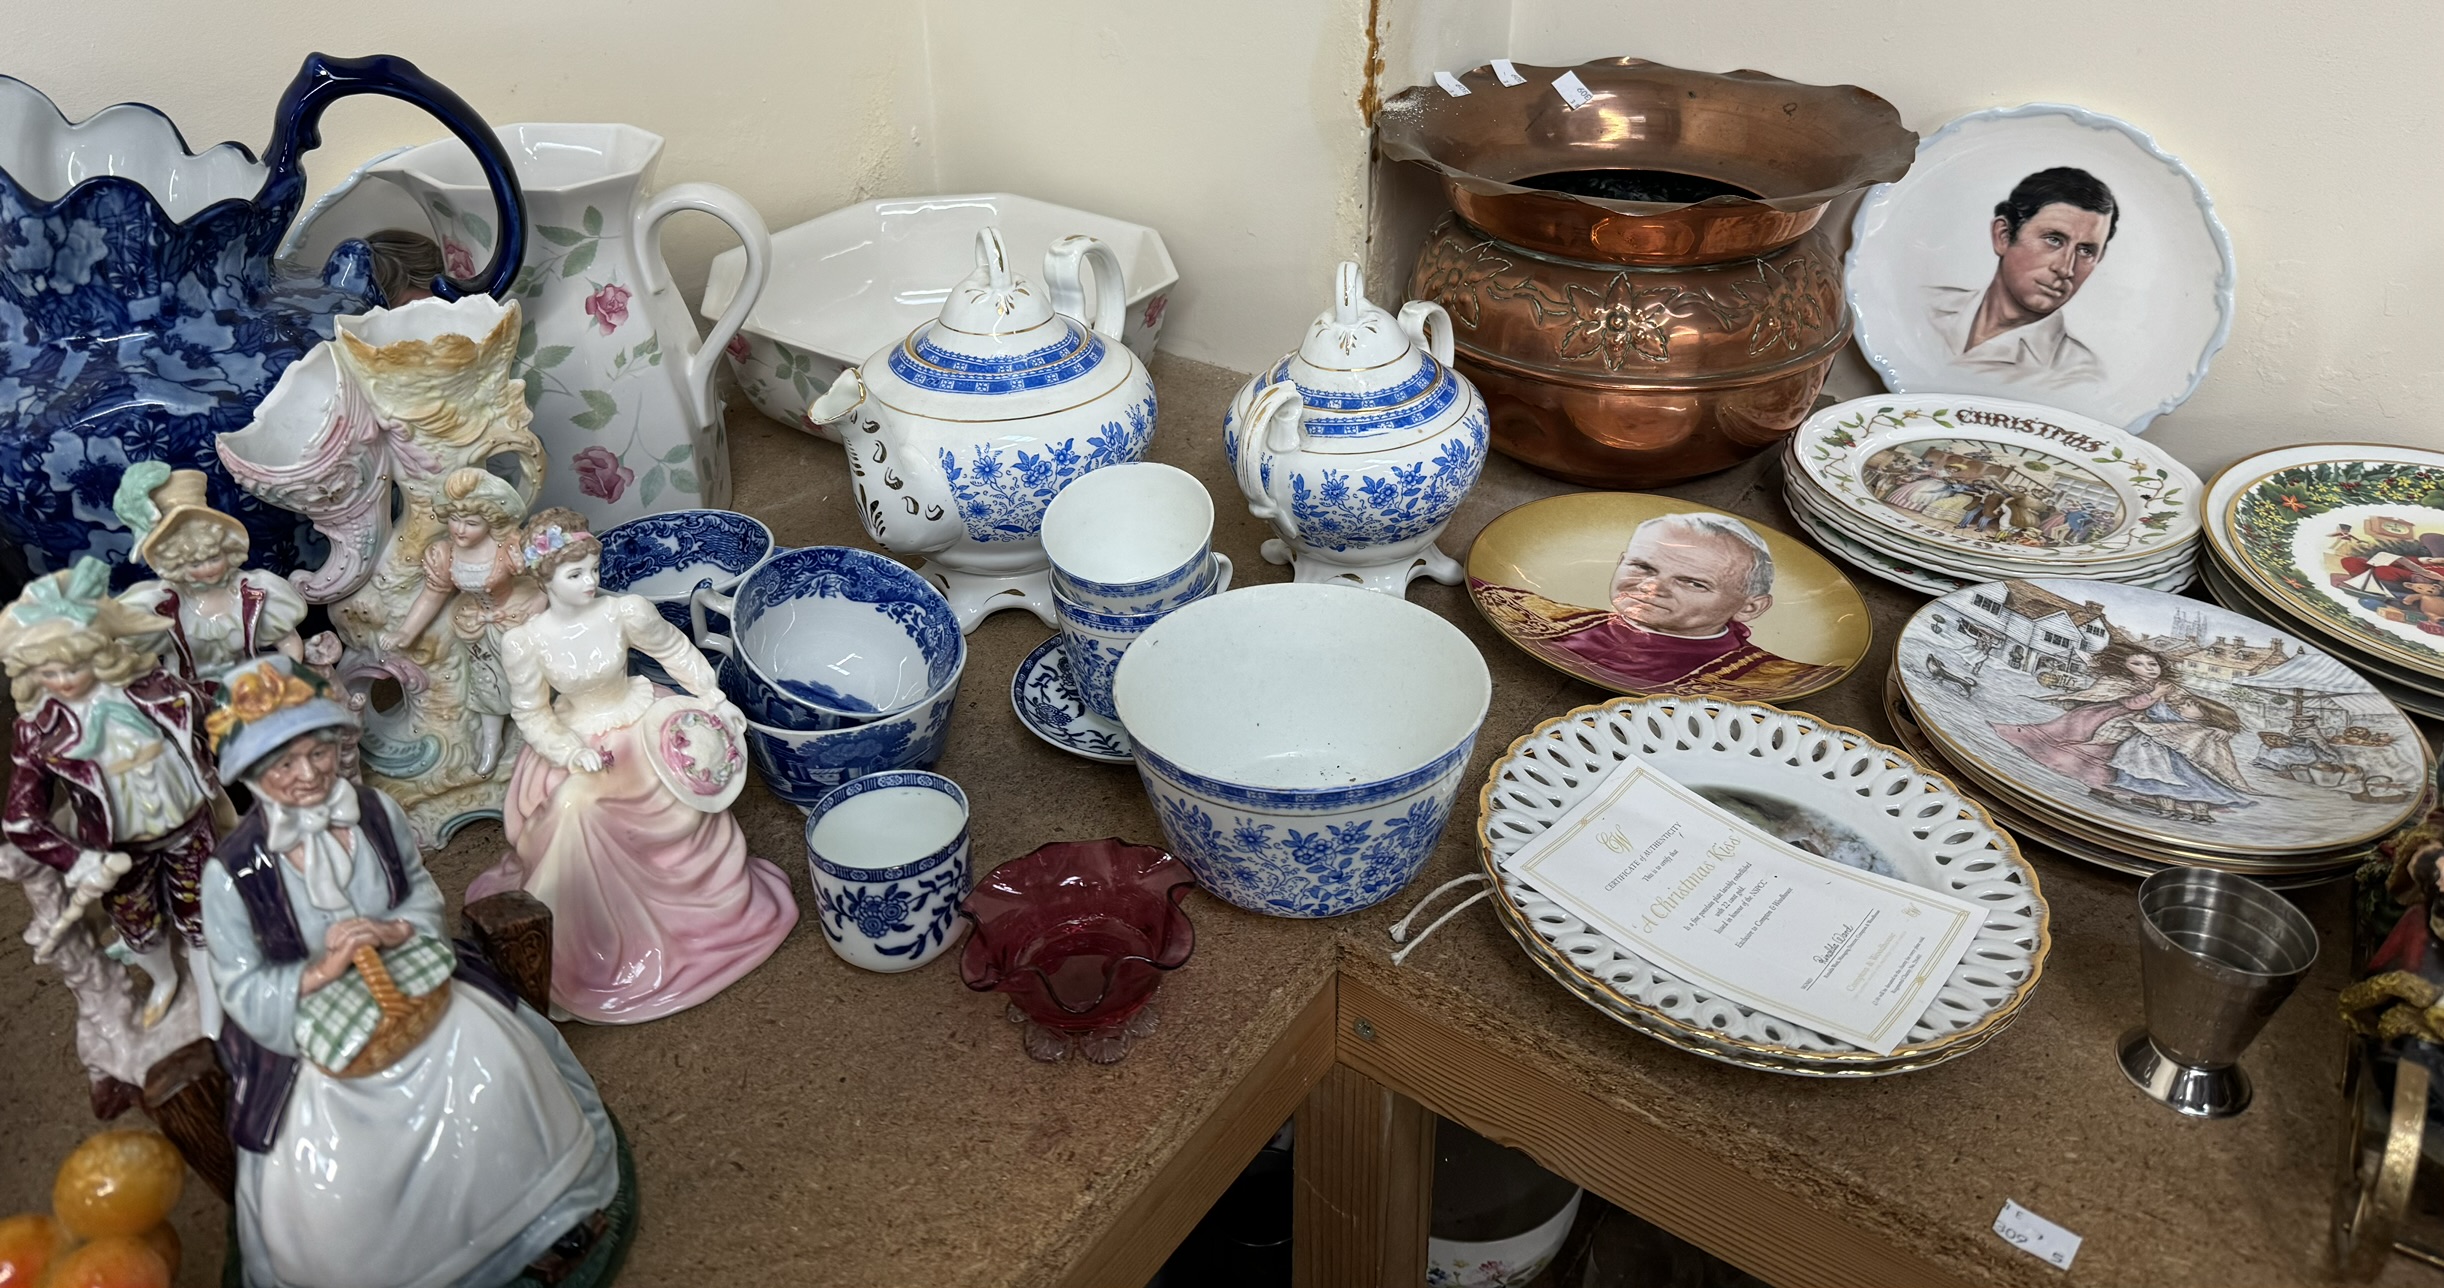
[701,192,1178,436]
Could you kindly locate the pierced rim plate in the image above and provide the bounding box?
[1010,634,1133,763]
[1845,104,2236,431]
[1794,394,2200,566]
[1475,696,2050,1076]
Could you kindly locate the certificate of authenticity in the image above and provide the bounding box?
[1501,753,1986,1054]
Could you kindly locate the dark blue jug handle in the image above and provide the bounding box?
[263,52,526,301]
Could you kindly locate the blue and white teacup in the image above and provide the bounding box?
[806,770,973,972]
[693,545,964,727]
[1052,555,1231,723]
[1042,462,1229,616]
[725,652,962,808]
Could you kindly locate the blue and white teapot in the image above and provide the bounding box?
[807,228,1156,633]
[1225,262,1488,597]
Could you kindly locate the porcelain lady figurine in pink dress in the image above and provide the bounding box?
[466,509,796,1022]
[382,467,547,776]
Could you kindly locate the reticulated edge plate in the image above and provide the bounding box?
[1475,695,2051,1076]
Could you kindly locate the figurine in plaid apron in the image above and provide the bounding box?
[201,658,621,1288]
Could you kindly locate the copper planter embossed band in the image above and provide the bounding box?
[1383,58,1915,488]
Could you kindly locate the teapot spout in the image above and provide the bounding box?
[807,368,868,427]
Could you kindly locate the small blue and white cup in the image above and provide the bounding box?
[805,770,972,972]
[1042,462,1231,616]
[600,509,774,686]
[1051,570,1226,722]
[693,545,964,729]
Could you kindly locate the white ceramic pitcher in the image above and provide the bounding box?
[370,123,771,524]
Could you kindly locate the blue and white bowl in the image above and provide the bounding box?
[805,770,973,973]
[599,508,775,634]
[723,652,962,809]
[1111,583,1490,918]
[694,545,964,726]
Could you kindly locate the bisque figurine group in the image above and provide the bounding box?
[2,291,794,1287]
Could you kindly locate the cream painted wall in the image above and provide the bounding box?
[1497,0,2444,475]
[5,0,932,304]
[919,0,1375,373]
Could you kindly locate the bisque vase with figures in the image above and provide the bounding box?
[219,293,546,847]
[806,227,1157,632]
[467,509,796,1024]
[200,656,633,1288]
[1226,261,1488,597]
[0,52,524,582]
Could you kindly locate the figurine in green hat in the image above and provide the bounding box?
[113,461,307,697]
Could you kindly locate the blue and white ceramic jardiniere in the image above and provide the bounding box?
[1225,261,1488,598]
[0,53,525,583]
[1111,583,1491,918]
[693,544,964,727]
[805,227,1157,634]
[726,649,961,809]
[805,770,972,972]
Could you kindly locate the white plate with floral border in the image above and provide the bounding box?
[1783,466,2195,593]
[1474,696,2049,1076]
[1795,394,2199,569]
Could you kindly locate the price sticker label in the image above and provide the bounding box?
[1552,70,1596,110]
[1993,1200,2081,1271]
[1490,59,1526,87]
[1434,71,1471,97]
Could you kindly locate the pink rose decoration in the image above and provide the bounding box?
[583,283,633,335]
[442,239,476,280]
[1141,293,1168,331]
[725,333,752,363]
[572,446,633,504]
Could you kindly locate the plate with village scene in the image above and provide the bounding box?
[2208,443,2444,685]
[1894,578,2428,857]
[1467,493,1871,704]
[1782,463,2197,595]
[2197,553,2444,721]
[1794,394,2200,568]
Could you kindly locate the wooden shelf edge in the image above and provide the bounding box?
[1333,973,1987,1288]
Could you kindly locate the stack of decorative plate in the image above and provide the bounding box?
[1780,393,2203,596]
[1476,695,2050,1077]
[2201,444,2444,721]
[1887,577,2433,887]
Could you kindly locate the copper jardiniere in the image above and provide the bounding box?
[1384,58,1915,487]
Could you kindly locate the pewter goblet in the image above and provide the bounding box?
[2118,868,2319,1118]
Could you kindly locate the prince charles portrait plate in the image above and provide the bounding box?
[1467,493,1870,704]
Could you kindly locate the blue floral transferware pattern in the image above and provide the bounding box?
[718,545,966,715]
[743,696,957,809]
[599,508,773,634]
[0,54,524,583]
[1010,635,1131,763]
[806,771,971,966]
[1134,737,1474,917]
[939,392,1156,544]
[1284,407,1487,554]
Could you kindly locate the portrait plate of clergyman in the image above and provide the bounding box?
[1467,493,1870,703]
[1846,104,2235,432]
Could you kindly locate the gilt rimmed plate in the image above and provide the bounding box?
[2207,443,2444,685]
[2197,555,2444,720]
[1466,493,1869,705]
[1795,394,2199,567]
[1476,696,2049,1076]
[1846,104,2235,432]
[1783,470,2196,590]
[1895,578,2427,857]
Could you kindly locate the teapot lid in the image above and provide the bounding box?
[1292,263,1412,373]
[935,227,1056,338]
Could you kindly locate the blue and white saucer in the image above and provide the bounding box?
[1010,635,1133,763]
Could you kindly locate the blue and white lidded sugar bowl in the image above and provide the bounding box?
[1225,262,1488,597]
[807,228,1157,633]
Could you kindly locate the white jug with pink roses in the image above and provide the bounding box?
[365,123,771,525]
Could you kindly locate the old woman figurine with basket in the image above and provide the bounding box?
[201,657,627,1288]
[465,508,796,1024]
